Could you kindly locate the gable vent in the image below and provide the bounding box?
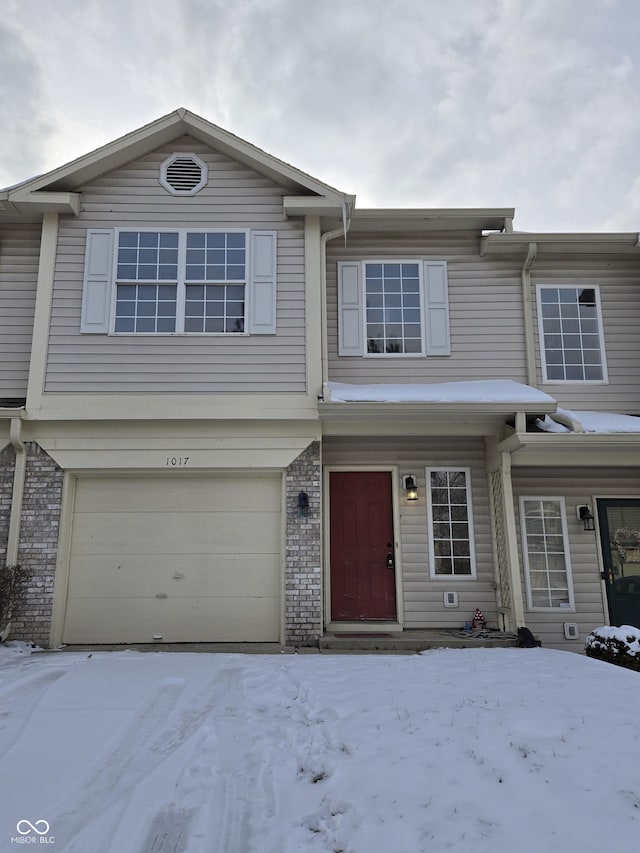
[160,152,208,196]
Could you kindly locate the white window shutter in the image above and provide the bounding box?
[81,229,114,333]
[248,231,277,334]
[424,261,450,356]
[338,262,363,356]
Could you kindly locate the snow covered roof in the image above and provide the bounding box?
[537,408,640,434]
[325,380,556,406]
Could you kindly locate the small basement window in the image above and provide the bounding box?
[160,152,208,196]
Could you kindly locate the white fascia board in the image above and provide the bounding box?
[181,111,351,198]
[24,392,321,421]
[349,208,515,233]
[283,196,353,218]
[11,108,351,199]
[0,195,20,216]
[481,232,640,255]
[319,400,556,421]
[8,190,80,215]
[10,112,187,194]
[499,432,640,466]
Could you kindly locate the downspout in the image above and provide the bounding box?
[1,417,27,640]
[320,202,351,391]
[500,450,526,630]
[521,242,538,387]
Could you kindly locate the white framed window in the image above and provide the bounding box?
[365,262,423,354]
[337,260,450,357]
[426,468,477,578]
[519,497,575,611]
[537,285,607,383]
[81,228,276,336]
[114,230,246,335]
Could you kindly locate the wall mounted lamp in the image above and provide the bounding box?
[403,475,418,502]
[297,491,309,518]
[577,504,595,531]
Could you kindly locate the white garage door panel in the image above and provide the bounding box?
[71,511,280,555]
[67,554,279,598]
[63,474,282,644]
[63,595,280,644]
[74,475,279,512]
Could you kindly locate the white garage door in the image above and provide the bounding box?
[63,473,282,643]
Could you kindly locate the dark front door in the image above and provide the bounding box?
[597,499,640,629]
[329,471,396,621]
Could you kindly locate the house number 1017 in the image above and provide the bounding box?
[166,456,190,466]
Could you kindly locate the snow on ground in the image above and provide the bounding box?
[0,646,639,853]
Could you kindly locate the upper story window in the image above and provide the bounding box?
[537,286,607,382]
[81,228,276,336]
[337,260,450,357]
[114,230,246,334]
[365,262,422,354]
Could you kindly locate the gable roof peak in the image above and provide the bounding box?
[6,108,350,203]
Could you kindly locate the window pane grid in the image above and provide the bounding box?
[114,231,248,334]
[540,287,603,381]
[115,284,177,333]
[429,469,474,576]
[521,498,572,609]
[117,232,178,281]
[185,284,245,334]
[365,263,422,354]
[186,232,246,282]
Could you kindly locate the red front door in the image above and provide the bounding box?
[330,471,396,621]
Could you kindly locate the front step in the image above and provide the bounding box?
[319,629,520,653]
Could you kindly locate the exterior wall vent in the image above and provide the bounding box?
[160,152,208,196]
[563,622,579,640]
[443,591,458,608]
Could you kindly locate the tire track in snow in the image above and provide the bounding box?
[161,663,288,853]
[201,666,258,853]
[139,803,197,853]
[0,668,68,761]
[203,662,358,853]
[49,677,188,852]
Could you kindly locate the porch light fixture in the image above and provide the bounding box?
[577,504,595,531]
[403,475,418,502]
[297,491,309,518]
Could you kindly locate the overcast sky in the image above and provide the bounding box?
[2,0,640,231]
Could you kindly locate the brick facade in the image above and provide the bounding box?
[4,441,323,647]
[284,441,322,644]
[0,444,15,567]
[9,443,64,646]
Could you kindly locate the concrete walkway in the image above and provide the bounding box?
[54,629,520,656]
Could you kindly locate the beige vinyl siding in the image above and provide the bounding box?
[511,465,640,651]
[0,223,41,396]
[327,233,527,384]
[46,135,306,393]
[323,435,496,628]
[531,257,640,412]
